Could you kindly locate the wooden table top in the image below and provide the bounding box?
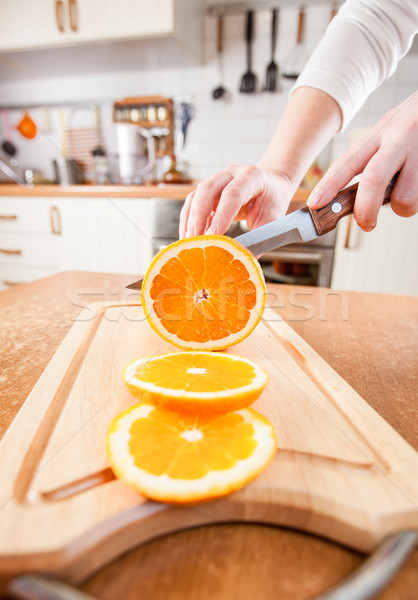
[1,271,417,600]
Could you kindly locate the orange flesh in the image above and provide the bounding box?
[134,353,257,392]
[149,246,257,343]
[128,408,257,479]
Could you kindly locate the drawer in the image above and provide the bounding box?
[0,265,57,291]
[0,233,55,267]
[0,198,51,233]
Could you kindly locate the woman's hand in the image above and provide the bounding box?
[307,92,418,231]
[179,166,295,238]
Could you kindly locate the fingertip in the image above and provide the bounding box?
[361,224,376,233]
[206,223,218,235]
[307,187,323,208]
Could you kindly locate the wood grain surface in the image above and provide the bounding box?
[0,184,310,203]
[0,272,417,600]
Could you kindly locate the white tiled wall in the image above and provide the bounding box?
[0,0,417,182]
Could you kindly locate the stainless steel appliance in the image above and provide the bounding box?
[110,123,155,184]
[151,199,335,287]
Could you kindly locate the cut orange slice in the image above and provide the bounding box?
[107,403,276,504]
[141,235,266,350]
[122,352,268,415]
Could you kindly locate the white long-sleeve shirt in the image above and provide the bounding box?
[292,0,418,130]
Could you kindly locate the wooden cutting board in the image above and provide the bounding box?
[0,301,417,590]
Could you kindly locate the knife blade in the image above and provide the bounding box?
[235,175,397,256]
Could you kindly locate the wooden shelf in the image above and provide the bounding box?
[113,96,175,157]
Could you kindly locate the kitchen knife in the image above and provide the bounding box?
[126,174,398,289]
[234,174,398,257]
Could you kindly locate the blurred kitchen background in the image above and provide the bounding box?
[0,0,417,294]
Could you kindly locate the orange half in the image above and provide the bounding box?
[141,235,266,350]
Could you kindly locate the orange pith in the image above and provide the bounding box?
[107,403,277,504]
[122,352,268,414]
[141,235,266,350]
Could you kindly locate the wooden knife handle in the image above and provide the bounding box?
[309,174,398,236]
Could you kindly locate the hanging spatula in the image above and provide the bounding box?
[264,9,280,92]
[282,6,308,80]
[239,11,257,93]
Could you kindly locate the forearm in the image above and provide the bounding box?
[258,86,342,197]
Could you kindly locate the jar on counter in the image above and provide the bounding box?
[162,155,192,184]
[91,146,110,185]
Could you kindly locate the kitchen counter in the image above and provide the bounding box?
[0,182,197,198]
[1,272,417,599]
[0,183,311,204]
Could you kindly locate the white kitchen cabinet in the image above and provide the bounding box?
[49,197,153,275]
[0,196,153,290]
[331,206,418,295]
[0,197,56,289]
[72,0,174,44]
[0,198,51,233]
[0,0,201,56]
[0,1,70,52]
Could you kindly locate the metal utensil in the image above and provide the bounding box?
[175,103,195,150]
[7,530,418,600]
[264,9,280,92]
[234,175,398,257]
[239,11,257,93]
[282,6,308,80]
[1,109,17,157]
[212,15,228,100]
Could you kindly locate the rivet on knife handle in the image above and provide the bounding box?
[308,175,398,236]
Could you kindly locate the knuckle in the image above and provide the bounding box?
[188,205,205,221]
[197,179,217,194]
[362,167,387,189]
[222,186,242,204]
[242,164,259,178]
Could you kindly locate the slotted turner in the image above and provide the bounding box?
[239,11,257,93]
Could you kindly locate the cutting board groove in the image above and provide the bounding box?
[0,302,417,589]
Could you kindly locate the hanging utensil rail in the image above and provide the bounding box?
[207,0,340,17]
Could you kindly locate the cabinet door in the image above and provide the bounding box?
[331,206,418,294]
[0,0,70,52]
[71,0,173,43]
[50,198,152,275]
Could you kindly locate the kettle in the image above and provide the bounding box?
[112,123,155,185]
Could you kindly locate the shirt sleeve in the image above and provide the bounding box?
[291,0,418,130]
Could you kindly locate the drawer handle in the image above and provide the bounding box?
[69,0,79,32]
[0,248,22,255]
[3,280,24,287]
[0,214,18,220]
[55,0,65,32]
[50,205,62,235]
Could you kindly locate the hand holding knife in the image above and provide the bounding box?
[234,172,398,257]
[126,174,398,290]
